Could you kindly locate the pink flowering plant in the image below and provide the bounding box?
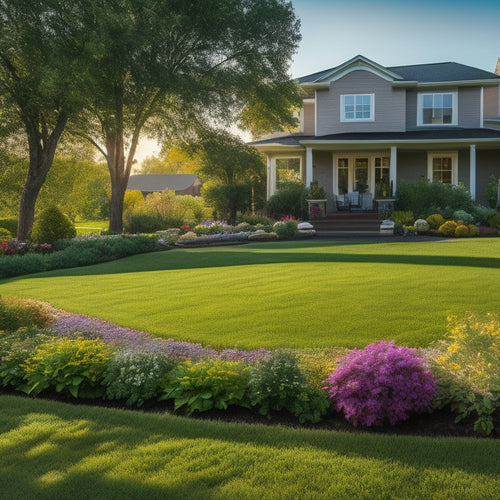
[324,341,437,427]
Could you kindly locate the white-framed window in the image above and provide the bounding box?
[340,94,374,122]
[427,152,458,185]
[418,92,457,126]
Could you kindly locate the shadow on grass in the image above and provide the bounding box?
[3,241,499,283]
[0,395,498,500]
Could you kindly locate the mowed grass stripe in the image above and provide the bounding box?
[0,395,498,500]
[1,239,499,349]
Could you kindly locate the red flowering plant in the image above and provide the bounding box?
[324,340,437,427]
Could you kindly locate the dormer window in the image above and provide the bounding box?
[418,92,457,126]
[340,94,374,122]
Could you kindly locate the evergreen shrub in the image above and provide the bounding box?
[31,206,76,244]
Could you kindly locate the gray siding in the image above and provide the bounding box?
[316,71,406,135]
[406,87,481,130]
[312,151,334,211]
[397,152,427,182]
[476,149,500,205]
[458,88,481,128]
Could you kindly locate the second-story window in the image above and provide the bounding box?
[418,92,457,126]
[341,94,374,122]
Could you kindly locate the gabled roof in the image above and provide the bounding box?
[127,174,201,192]
[298,56,500,85]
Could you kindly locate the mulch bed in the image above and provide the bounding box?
[5,389,497,439]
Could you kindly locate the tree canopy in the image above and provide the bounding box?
[72,0,301,232]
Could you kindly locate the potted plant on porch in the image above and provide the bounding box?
[307,181,328,219]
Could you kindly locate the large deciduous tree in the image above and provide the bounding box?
[75,0,301,233]
[0,1,86,239]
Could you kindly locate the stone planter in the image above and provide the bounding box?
[307,199,327,219]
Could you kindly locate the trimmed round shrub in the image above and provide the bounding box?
[325,341,437,427]
[488,212,500,229]
[413,219,430,233]
[266,182,309,220]
[426,213,445,230]
[453,210,474,225]
[438,220,458,237]
[273,220,298,239]
[468,224,480,237]
[454,224,469,237]
[31,206,76,244]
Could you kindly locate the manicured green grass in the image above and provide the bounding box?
[1,239,499,349]
[74,220,108,235]
[0,395,498,500]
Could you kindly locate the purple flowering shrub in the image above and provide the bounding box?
[324,341,437,427]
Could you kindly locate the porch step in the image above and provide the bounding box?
[311,212,383,235]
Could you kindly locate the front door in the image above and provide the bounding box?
[335,157,370,194]
[353,158,369,192]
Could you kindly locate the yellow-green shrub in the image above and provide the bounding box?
[438,220,457,236]
[429,313,500,434]
[297,349,346,389]
[390,211,414,226]
[426,213,445,230]
[468,224,480,237]
[22,337,114,398]
[0,297,53,332]
[454,224,469,237]
[31,206,76,244]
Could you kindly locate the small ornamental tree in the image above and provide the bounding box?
[325,341,436,427]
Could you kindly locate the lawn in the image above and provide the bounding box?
[74,220,108,235]
[1,239,499,349]
[0,395,498,500]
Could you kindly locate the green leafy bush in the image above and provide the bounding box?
[484,175,499,208]
[204,184,252,225]
[0,217,18,236]
[105,350,176,407]
[396,179,474,218]
[22,337,114,398]
[426,214,445,230]
[0,328,55,391]
[30,206,76,244]
[471,205,497,226]
[390,211,414,225]
[438,220,458,237]
[454,224,469,237]
[487,212,500,229]
[266,182,309,220]
[453,210,474,225]
[273,219,298,240]
[124,214,166,233]
[249,350,308,415]
[0,297,53,332]
[238,214,274,227]
[428,313,500,434]
[159,358,251,414]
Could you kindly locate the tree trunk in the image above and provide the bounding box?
[106,130,140,234]
[16,113,68,241]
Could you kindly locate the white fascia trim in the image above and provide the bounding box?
[299,138,500,146]
[314,55,402,83]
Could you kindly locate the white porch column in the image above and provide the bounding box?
[305,147,313,186]
[267,156,277,198]
[470,144,476,201]
[390,146,397,196]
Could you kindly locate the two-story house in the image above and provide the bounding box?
[251,55,500,211]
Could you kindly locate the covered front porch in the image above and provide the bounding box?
[258,131,500,213]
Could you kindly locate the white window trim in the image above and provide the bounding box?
[417,91,458,127]
[427,152,458,185]
[340,93,375,122]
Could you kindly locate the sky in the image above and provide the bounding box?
[135,0,500,162]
